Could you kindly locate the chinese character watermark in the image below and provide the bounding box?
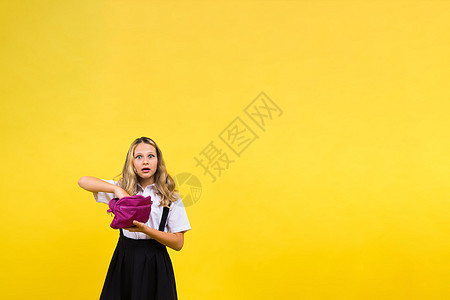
[177,92,283,206]
[194,91,282,182]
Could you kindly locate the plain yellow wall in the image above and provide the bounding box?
[1,0,450,299]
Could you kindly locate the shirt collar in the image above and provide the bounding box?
[137,182,156,191]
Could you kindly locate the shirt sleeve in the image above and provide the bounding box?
[167,196,192,234]
[93,179,118,205]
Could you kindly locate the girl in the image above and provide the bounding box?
[78,137,191,300]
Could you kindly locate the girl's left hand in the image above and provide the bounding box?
[124,220,147,233]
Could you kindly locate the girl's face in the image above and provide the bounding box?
[133,143,158,183]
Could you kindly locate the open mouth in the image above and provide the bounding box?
[142,168,150,173]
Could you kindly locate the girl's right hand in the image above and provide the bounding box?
[114,186,131,198]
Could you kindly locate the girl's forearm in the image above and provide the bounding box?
[78,176,116,193]
[143,226,184,251]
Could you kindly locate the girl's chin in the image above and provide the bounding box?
[138,173,154,178]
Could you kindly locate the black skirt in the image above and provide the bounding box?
[99,229,178,300]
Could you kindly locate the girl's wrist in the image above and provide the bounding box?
[112,186,120,196]
[143,224,151,235]
[143,225,155,237]
[113,186,128,198]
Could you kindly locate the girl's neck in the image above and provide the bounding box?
[139,177,155,189]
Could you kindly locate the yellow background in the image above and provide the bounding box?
[1,0,450,299]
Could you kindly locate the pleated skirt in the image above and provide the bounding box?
[99,230,178,300]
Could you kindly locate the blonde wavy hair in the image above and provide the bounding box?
[113,137,180,208]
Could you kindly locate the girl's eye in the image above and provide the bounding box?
[136,155,142,159]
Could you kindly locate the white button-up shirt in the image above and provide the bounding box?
[94,179,192,240]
